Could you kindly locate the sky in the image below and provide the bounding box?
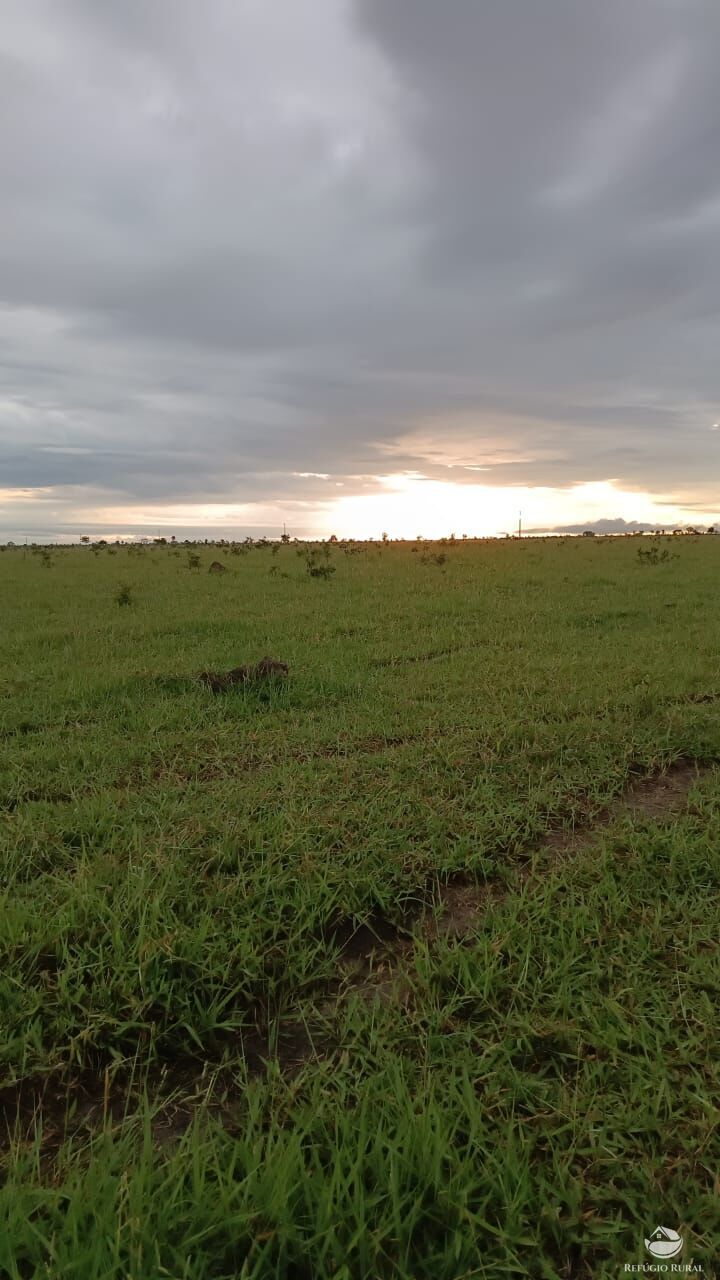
[2,0,720,541]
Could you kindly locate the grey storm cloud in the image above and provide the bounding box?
[2,0,720,534]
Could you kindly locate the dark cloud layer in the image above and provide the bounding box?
[2,0,720,535]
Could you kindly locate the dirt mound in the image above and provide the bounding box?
[198,656,289,692]
[208,561,227,574]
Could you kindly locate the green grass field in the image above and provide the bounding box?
[2,536,720,1278]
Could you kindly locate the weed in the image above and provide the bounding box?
[637,540,671,565]
[305,546,336,578]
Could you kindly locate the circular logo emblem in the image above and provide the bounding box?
[644,1227,683,1259]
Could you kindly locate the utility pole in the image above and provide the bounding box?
[518,510,522,539]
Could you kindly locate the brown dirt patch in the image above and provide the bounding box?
[622,759,703,819]
[424,878,507,941]
[198,656,289,692]
[1,1018,333,1157]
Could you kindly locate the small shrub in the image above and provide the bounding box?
[305,547,335,579]
[637,541,670,566]
[115,582,133,607]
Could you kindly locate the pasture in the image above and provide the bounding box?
[1,535,719,1278]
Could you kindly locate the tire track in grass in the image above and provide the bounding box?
[1,759,714,1152]
[178,758,717,1112]
[336,758,711,982]
[215,759,716,1064]
[1,728,451,810]
[5,691,717,809]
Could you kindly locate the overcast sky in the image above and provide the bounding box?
[2,0,720,539]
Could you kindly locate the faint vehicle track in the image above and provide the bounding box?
[1,757,714,1152]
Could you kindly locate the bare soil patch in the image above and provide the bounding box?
[198,656,289,692]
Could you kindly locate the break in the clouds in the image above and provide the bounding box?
[2,0,720,538]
